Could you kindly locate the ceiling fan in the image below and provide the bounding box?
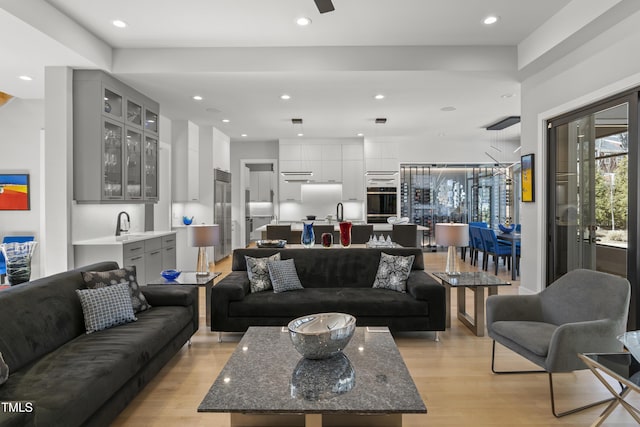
[314,0,335,13]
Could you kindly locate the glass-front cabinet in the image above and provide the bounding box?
[144,135,159,201]
[102,118,124,200]
[74,70,160,203]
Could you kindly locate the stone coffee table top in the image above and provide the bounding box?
[198,326,426,415]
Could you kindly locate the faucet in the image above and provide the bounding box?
[115,211,130,236]
[336,203,344,222]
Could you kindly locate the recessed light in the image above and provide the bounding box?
[440,106,457,112]
[280,94,291,100]
[222,119,230,123]
[18,75,33,81]
[483,16,498,25]
[112,19,127,28]
[374,94,385,100]
[357,133,364,137]
[241,134,247,137]
[297,133,304,137]
[296,17,312,26]
[192,95,203,101]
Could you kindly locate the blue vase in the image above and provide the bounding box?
[301,222,315,248]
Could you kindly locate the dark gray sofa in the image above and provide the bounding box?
[211,248,445,333]
[0,261,199,427]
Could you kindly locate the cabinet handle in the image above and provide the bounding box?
[165,247,174,251]
[130,256,143,261]
[130,247,142,251]
[164,239,175,244]
[150,251,161,255]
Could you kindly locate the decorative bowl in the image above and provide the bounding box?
[256,239,286,248]
[290,352,355,401]
[182,216,194,225]
[288,313,356,359]
[387,216,410,225]
[498,223,515,234]
[618,331,640,362]
[161,269,181,281]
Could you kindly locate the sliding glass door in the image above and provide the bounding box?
[548,100,630,282]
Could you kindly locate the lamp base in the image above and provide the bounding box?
[445,245,460,276]
[196,247,209,276]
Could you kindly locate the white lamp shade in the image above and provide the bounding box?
[190,224,220,247]
[436,223,469,247]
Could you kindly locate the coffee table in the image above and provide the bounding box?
[432,272,511,337]
[147,272,220,326]
[198,326,426,427]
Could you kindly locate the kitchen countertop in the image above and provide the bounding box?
[73,230,176,246]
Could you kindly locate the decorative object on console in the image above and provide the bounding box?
[0,241,37,285]
[301,222,315,248]
[436,223,469,276]
[161,269,181,281]
[321,232,333,248]
[246,253,281,293]
[256,239,286,248]
[182,216,194,225]
[190,224,220,276]
[372,252,415,292]
[288,312,356,359]
[339,221,352,247]
[267,258,304,293]
[75,283,137,334]
[82,266,151,313]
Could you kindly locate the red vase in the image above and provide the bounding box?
[339,221,352,247]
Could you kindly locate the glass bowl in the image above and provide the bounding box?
[498,224,515,234]
[288,313,356,359]
[161,269,181,281]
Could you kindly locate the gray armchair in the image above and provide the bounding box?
[487,268,630,417]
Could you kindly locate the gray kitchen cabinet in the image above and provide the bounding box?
[73,69,160,203]
[144,237,163,286]
[123,241,147,285]
[161,234,177,270]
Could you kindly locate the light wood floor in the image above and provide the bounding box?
[112,251,640,426]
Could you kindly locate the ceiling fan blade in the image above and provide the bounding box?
[314,0,335,13]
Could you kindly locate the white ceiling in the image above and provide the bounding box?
[1,0,578,145]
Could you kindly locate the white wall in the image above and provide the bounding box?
[520,7,640,293]
[0,98,43,279]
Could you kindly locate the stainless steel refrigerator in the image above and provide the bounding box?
[214,169,232,262]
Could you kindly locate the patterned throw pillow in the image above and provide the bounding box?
[246,253,281,293]
[372,252,415,293]
[267,259,304,293]
[82,266,151,313]
[76,283,137,334]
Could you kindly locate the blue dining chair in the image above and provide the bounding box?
[0,235,35,284]
[469,226,486,267]
[479,228,513,274]
[462,222,487,262]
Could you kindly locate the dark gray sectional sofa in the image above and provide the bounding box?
[0,261,199,427]
[211,247,446,333]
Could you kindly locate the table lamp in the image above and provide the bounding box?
[190,224,220,276]
[436,223,469,276]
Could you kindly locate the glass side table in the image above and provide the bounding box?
[578,352,640,426]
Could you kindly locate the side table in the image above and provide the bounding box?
[578,352,640,426]
[432,271,511,337]
[147,272,221,327]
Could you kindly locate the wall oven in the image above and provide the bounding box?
[366,187,397,223]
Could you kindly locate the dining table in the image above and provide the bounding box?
[497,232,521,280]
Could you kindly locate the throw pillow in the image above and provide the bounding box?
[245,253,281,293]
[0,352,8,386]
[82,266,151,313]
[76,283,137,334]
[372,252,415,293]
[267,259,304,293]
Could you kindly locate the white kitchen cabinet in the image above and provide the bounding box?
[172,120,200,201]
[342,160,365,200]
[249,171,273,202]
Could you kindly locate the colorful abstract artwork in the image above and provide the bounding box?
[0,174,30,210]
